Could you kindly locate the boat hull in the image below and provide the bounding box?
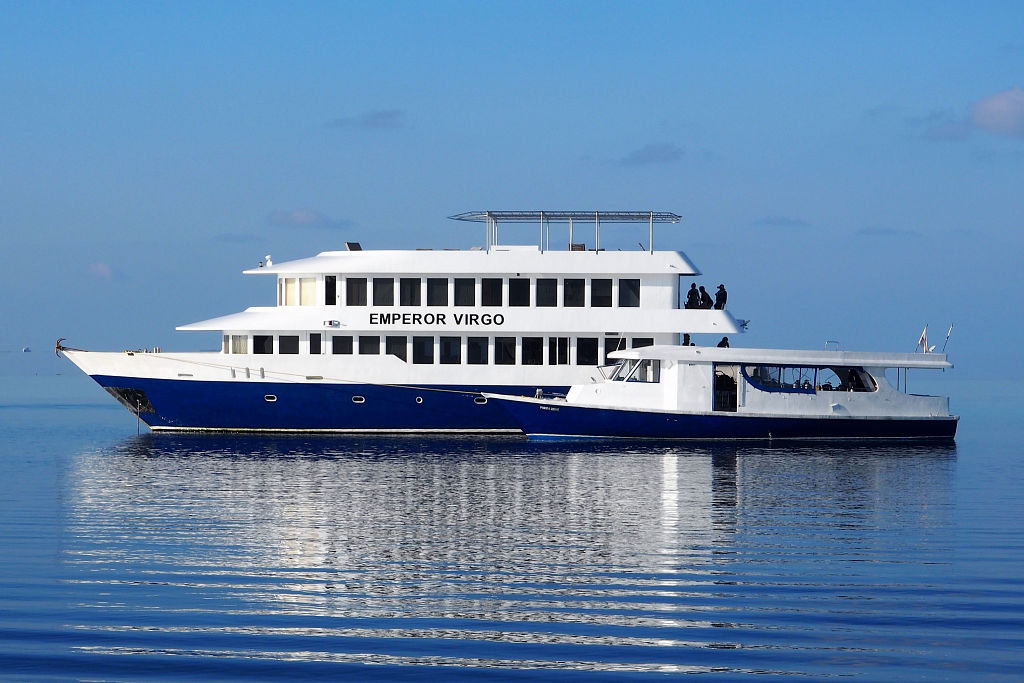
[490,398,959,441]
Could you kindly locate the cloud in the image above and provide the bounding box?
[326,109,406,129]
[755,215,812,229]
[619,143,684,165]
[971,87,1024,137]
[912,109,973,141]
[268,209,353,230]
[857,226,921,237]
[88,262,114,279]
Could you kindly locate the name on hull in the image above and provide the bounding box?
[369,312,506,326]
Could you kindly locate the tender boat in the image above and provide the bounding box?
[59,211,742,432]
[483,345,958,440]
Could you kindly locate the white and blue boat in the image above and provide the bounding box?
[60,210,742,432]
[484,345,958,440]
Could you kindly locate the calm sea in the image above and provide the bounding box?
[1,369,1022,681]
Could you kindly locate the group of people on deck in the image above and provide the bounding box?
[684,283,727,310]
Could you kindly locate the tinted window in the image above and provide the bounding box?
[440,336,460,364]
[359,336,380,354]
[509,278,530,306]
[495,337,516,365]
[592,279,612,307]
[467,337,488,364]
[536,278,557,307]
[400,278,421,306]
[412,336,433,364]
[522,337,543,365]
[346,278,367,306]
[576,337,598,365]
[325,276,337,305]
[386,335,407,361]
[332,335,353,354]
[564,278,585,307]
[310,333,322,355]
[604,337,624,363]
[549,337,568,364]
[427,278,448,306]
[455,278,475,306]
[482,278,503,306]
[279,335,299,354]
[254,335,273,354]
[632,337,654,348]
[619,279,640,307]
[373,278,394,306]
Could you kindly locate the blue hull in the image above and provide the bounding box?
[93,375,563,432]
[497,401,958,441]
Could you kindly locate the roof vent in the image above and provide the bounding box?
[345,242,362,251]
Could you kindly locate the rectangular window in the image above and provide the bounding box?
[522,336,543,365]
[231,335,248,354]
[325,276,337,305]
[359,336,380,354]
[592,279,612,307]
[279,335,299,354]
[467,336,488,364]
[400,278,421,306]
[604,336,624,364]
[576,337,599,365]
[300,277,315,306]
[548,337,568,365]
[412,336,434,364]
[332,335,353,354]
[509,278,530,306]
[440,336,460,364]
[619,279,640,307]
[386,335,407,361]
[536,278,557,307]
[346,278,367,306]
[254,335,273,354]
[482,278,503,306]
[373,278,394,306]
[284,278,297,306]
[632,337,654,348]
[427,278,448,306]
[564,278,585,307]
[495,336,516,365]
[455,278,475,306]
[222,334,229,353]
[310,333,322,355]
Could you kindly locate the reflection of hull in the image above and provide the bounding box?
[93,374,548,432]
[487,398,959,440]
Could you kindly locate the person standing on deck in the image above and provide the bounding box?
[699,286,713,309]
[685,283,700,309]
[714,284,727,310]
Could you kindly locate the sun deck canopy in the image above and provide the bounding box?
[609,345,953,370]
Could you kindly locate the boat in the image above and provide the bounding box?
[59,210,741,432]
[483,344,958,440]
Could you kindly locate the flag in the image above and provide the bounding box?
[918,325,928,353]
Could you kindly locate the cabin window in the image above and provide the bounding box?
[592,279,612,307]
[309,333,322,355]
[564,278,585,307]
[548,337,568,364]
[495,337,516,365]
[467,336,488,364]
[482,278,503,306]
[222,335,229,353]
[509,278,530,307]
[455,278,475,306]
[300,278,315,306]
[816,366,876,392]
[400,278,421,306]
[576,337,599,365]
[604,337,625,364]
[346,278,367,306]
[279,336,299,354]
[359,336,380,354]
[619,279,640,307]
[254,335,273,354]
[325,276,337,305]
[536,278,557,307]
[614,358,660,383]
[386,335,407,361]
[284,278,297,306]
[231,335,248,354]
[412,336,433,364]
[332,335,353,354]
[427,278,448,306]
[632,337,653,348]
[522,337,543,365]
[373,278,394,306]
[440,336,460,364]
[742,365,877,393]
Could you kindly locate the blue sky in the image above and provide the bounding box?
[2,1,1022,379]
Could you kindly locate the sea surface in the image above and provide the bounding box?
[1,369,1022,681]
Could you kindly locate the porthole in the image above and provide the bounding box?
[415,396,423,404]
[474,396,488,405]
[264,394,277,402]
[352,396,365,404]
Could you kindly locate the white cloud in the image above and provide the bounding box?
[971,87,1024,138]
[88,262,113,279]
[268,210,352,230]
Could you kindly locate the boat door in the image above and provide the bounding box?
[713,364,738,412]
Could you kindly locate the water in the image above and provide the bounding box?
[2,373,1022,681]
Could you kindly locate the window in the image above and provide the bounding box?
[254,335,273,354]
[467,337,488,364]
[482,278,503,306]
[231,335,248,354]
[300,278,315,306]
[279,336,299,354]
[619,279,640,307]
[455,278,475,306]
[386,336,407,361]
[632,337,654,348]
[522,337,543,365]
[310,333,322,355]
[346,278,367,306]
[604,337,625,364]
[222,335,229,353]
[614,358,660,383]
[373,278,394,306]
[548,337,568,365]
[325,276,337,305]
[400,278,421,306]
[564,278,585,307]
[332,335,353,354]
[576,337,598,365]
[412,336,433,364]
[536,278,557,307]
[592,279,612,307]
[284,278,297,306]
[427,278,448,306]
[509,278,530,306]
[495,337,516,365]
[359,336,380,354]
[440,336,460,364]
